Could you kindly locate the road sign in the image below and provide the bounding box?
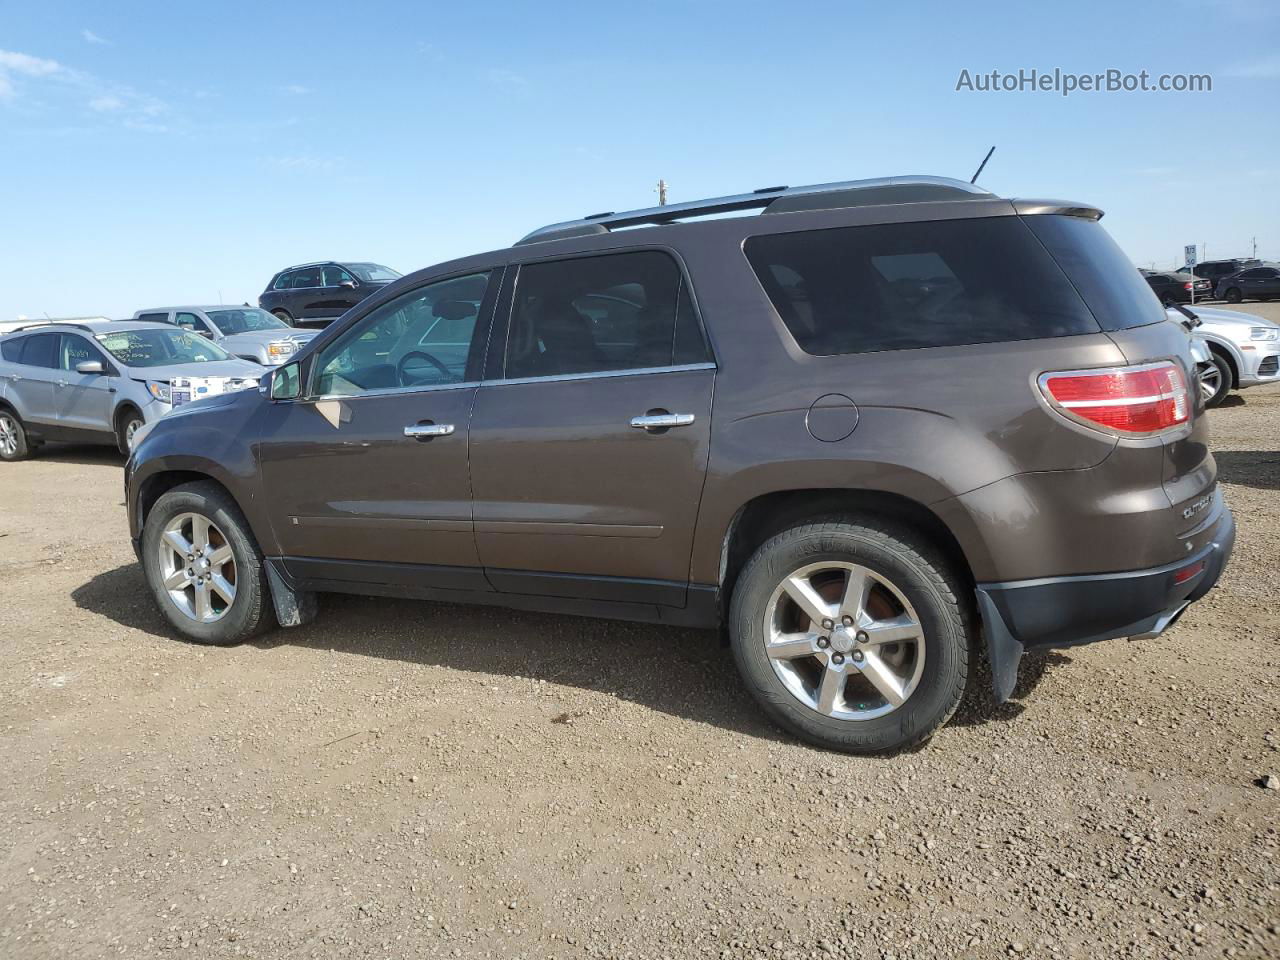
[1184,244,1197,269]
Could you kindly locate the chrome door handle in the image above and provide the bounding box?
[404,422,455,440]
[630,412,695,430]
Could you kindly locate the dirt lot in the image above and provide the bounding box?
[2,306,1277,960]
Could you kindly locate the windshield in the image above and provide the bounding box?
[96,328,232,367]
[348,263,401,283]
[206,308,288,335]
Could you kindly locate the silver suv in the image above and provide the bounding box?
[133,306,317,366]
[1169,304,1280,406]
[0,320,262,459]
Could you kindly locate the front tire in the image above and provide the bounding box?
[0,409,31,461]
[729,517,972,754]
[141,481,270,645]
[1200,352,1232,408]
[116,407,144,455]
[1224,287,1243,304]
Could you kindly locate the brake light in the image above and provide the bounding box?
[1038,362,1190,435]
[1184,282,1193,290]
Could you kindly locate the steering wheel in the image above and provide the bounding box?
[397,350,452,386]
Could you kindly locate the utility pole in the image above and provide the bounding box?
[1253,236,1258,259]
[656,179,668,206]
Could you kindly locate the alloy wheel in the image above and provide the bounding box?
[0,415,17,457]
[1198,363,1223,404]
[157,512,237,622]
[763,561,926,721]
[125,418,143,450]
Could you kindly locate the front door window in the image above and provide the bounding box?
[312,272,491,396]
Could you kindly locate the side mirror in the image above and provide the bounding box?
[75,360,105,375]
[338,279,357,290]
[268,361,302,401]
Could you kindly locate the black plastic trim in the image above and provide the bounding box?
[977,506,1234,658]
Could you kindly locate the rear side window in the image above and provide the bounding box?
[20,333,58,368]
[506,251,709,379]
[1023,215,1165,331]
[745,217,1099,356]
[136,312,171,324]
[272,272,294,290]
[1,337,25,362]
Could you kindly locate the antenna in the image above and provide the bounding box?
[970,146,996,184]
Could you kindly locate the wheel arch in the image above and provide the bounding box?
[136,470,236,533]
[1201,337,1240,388]
[113,399,143,428]
[717,488,977,619]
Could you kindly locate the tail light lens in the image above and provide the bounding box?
[1183,281,1193,290]
[1038,361,1190,435]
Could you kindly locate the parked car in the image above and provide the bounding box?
[0,320,262,459]
[1214,264,1280,303]
[1193,258,1259,291]
[132,305,319,366]
[1140,269,1212,305]
[126,175,1233,754]
[1167,303,1280,406]
[258,261,402,327]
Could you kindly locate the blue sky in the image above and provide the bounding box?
[1,0,1277,319]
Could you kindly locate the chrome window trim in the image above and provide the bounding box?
[479,361,716,388]
[306,379,480,404]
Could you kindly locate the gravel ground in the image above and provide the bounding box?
[1,305,1277,960]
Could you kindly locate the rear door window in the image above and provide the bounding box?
[292,268,321,288]
[19,333,58,368]
[744,217,1100,356]
[505,251,709,378]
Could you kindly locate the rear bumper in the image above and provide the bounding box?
[976,504,1235,701]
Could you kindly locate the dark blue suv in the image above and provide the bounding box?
[258,261,402,328]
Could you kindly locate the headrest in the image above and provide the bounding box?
[432,299,476,322]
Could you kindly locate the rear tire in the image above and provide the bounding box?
[0,409,32,461]
[1224,287,1243,304]
[729,517,972,754]
[271,309,293,324]
[141,481,270,645]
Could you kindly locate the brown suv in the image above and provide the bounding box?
[124,176,1235,753]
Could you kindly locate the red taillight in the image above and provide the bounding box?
[1173,561,1205,585]
[1184,282,1193,290]
[1039,362,1190,435]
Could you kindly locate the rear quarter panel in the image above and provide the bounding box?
[669,212,1135,585]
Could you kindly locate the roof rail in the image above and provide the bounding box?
[515,175,993,245]
[281,261,330,271]
[5,321,96,334]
